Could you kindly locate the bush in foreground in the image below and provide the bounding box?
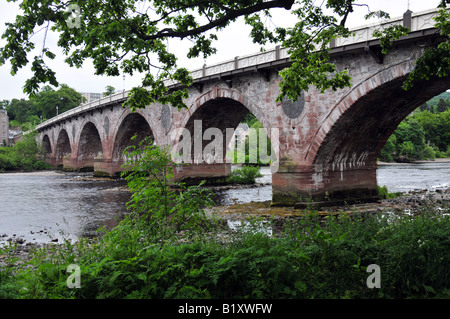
[226,166,263,184]
[2,138,450,299]
[2,203,450,299]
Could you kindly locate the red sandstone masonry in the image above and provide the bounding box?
[38,37,450,206]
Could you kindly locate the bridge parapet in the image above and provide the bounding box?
[35,90,128,131]
[188,46,290,79]
[334,8,445,48]
[35,7,445,133]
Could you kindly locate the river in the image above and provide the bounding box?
[1,161,449,245]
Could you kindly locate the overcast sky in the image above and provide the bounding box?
[0,0,442,101]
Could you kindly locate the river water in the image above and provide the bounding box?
[0,161,449,245]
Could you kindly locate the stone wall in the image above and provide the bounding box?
[37,34,450,207]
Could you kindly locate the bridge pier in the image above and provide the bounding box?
[93,156,124,177]
[44,155,58,169]
[62,154,77,171]
[35,8,448,210]
[272,159,379,208]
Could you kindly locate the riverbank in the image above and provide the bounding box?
[2,186,449,267]
[208,187,450,221]
[377,157,450,165]
[1,161,449,259]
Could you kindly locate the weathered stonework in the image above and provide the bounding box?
[36,26,450,208]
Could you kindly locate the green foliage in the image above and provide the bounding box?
[396,120,426,152]
[399,141,415,158]
[426,92,450,110]
[377,185,402,199]
[379,101,450,162]
[436,99,450,113]
[4,84,82,125]
[226,166,263,184]
[372,25,409,55]
[403,8,450,90]
[379,135,396,162]
[4,98,36,124]
[32,84,83,119]
[278,0,352,101]
[103,85,116,97]
[120,136,214,242]
[422,145,436,160]
[231,117,274,166]
[3,202,450,299]
[0,133,51,172]
[2,0,447,107]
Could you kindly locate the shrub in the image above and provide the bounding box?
[226,166,263,184]
[422,145,436,160]
[0,133,48,171]
[2,192,450,299]
[399,141,415,158]
[378,185,402,199]
[120,136,215,242]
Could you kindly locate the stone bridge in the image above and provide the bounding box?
[36,8,450,207]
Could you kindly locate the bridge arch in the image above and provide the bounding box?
[300,61,450,203]
[77,121,103,170]
[177,87,271,140]
[55,129,71,166]
[308,63,450,166]
[112,111,154,162]
[173,86,278,181]
[41,134,52,156]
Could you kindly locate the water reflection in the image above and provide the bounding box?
[0,161,449,244]
[377,161,450,193]
[0,171,130,244]
[212,166,272,206]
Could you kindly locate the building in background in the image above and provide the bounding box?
[80,92,103,104]
[9,127,22,146]
[0,110,9,146]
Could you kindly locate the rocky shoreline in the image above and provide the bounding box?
[1,187,449,268]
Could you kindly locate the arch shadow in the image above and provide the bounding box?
[112,112,154,163]
[173,87,278,184]
[42,134,52,156]
[78,122,103,171]
[55,129,71,166]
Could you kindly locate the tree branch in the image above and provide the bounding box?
[136,0,295,40]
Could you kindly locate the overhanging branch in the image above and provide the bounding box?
[136,0,295,40]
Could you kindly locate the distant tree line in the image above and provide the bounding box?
[0,133,50,172]
[0,84,84,131]
[0,85,117,132]
[380,93,450,162]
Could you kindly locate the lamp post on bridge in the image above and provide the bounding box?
[56,96,63,116]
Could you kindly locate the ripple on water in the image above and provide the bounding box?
[1,162,449,244]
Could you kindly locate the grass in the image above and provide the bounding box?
[225,166,263,184]
[2,201,450,299]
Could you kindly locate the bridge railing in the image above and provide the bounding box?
[35,90,129,131]
[36,7,445,132]
[189,46,290,80]
[334,8,443,47]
